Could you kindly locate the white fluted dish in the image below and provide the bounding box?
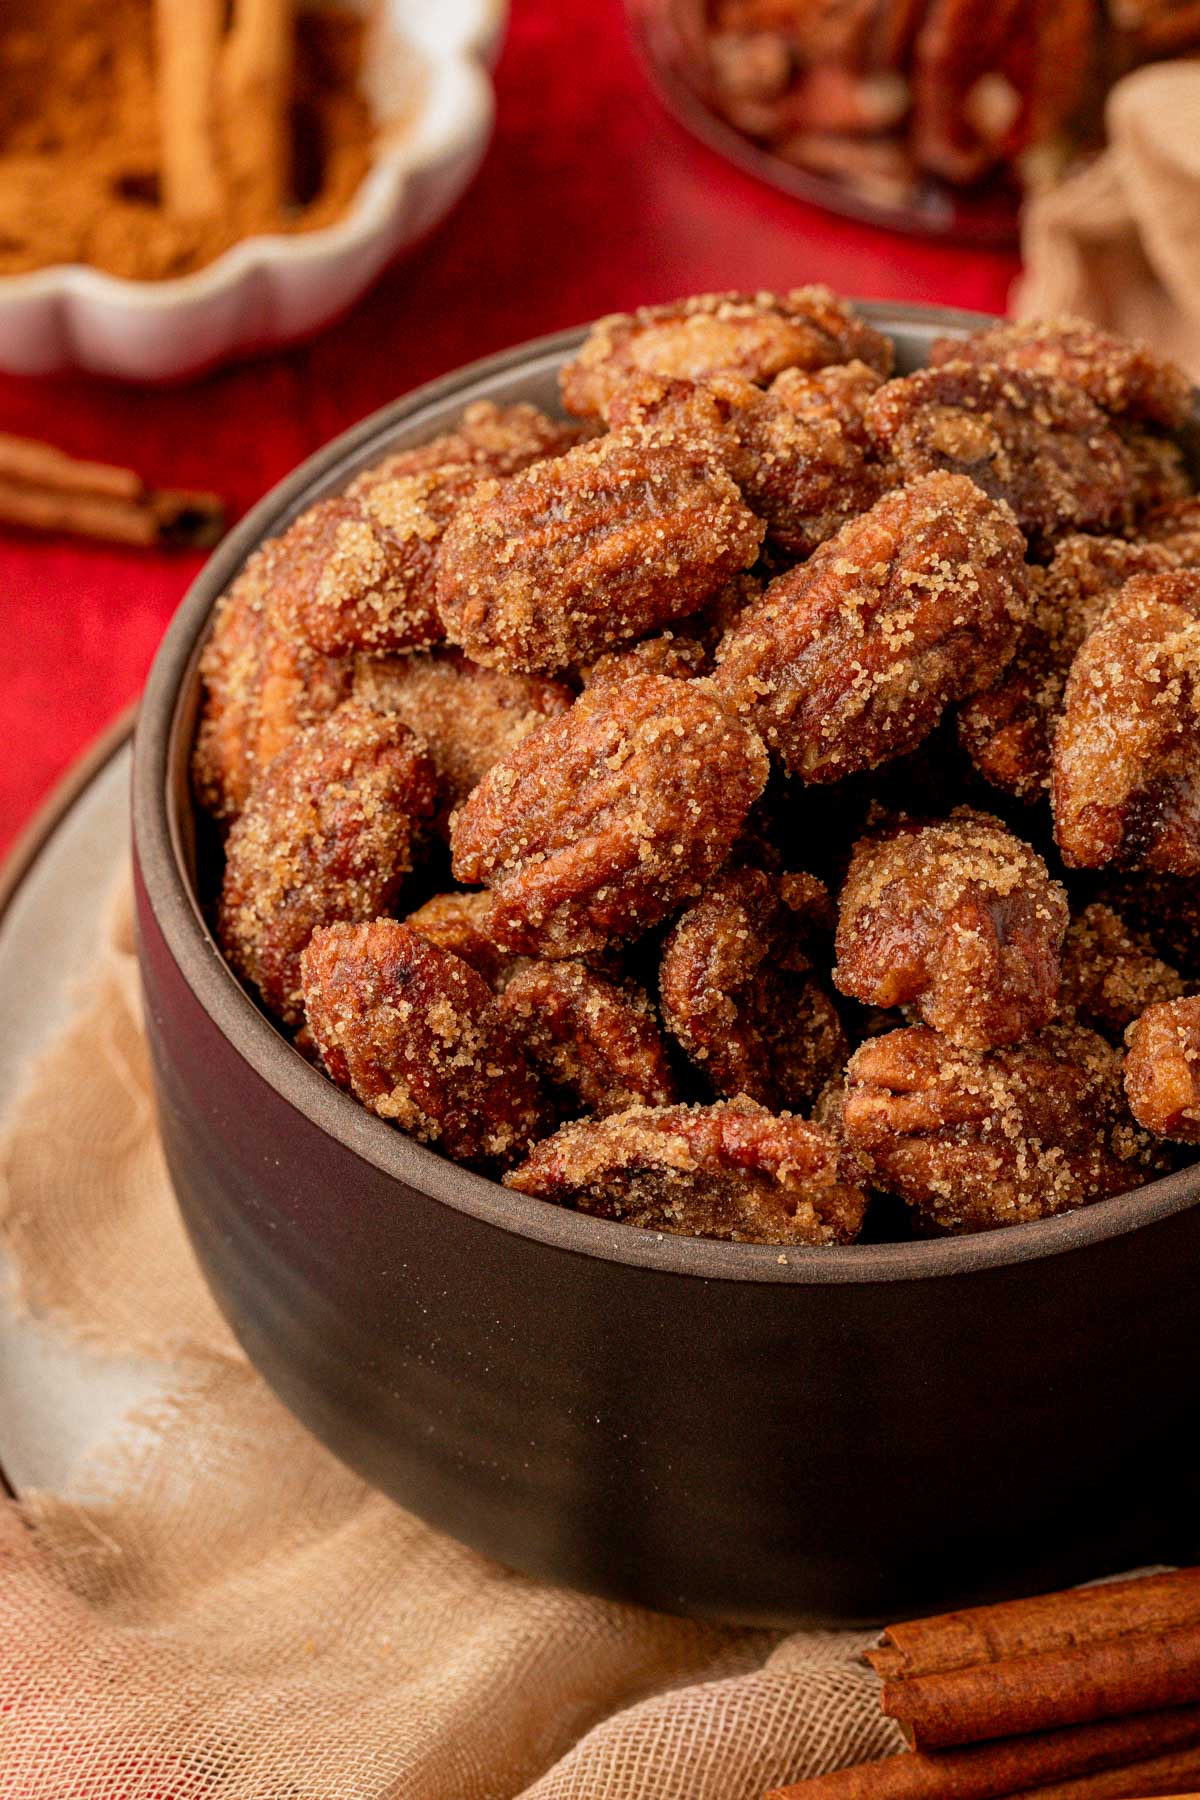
[0,0,505,380]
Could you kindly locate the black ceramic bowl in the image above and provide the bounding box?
[133,304,1200,1628]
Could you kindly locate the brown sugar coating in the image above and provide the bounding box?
[353,648,573,831]
[928,316,1195,431]
[498,961,678,1117]
[1059,903,1186,1041]
[605,370,885,558]
[559,286,893,420]
[659,866,847,1109]
[864,360,1132,544]
[713,471,1028,781]
[402,890,517,993]
[1120,426,1193,523]
[834,809,1068,1050]
[1140,497,1200,566]
[505,1097,869,1244]
[1124,996,1200,1142]
[216,704,437,1025]
[1052,569,1200,875]
[192,544,353,826]
[842,1024,1165,1234]
[355,400,589,485]
[435,429,764,675]
[768,359,887,446]
[582,627,711,688]
[958,535,1177,802]
[451,673,770,957]
[300,920,551,1170]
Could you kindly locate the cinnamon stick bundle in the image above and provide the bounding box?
[874,1570,1200,1750]
[0,433,224,549]
[763,1703,1200,1800]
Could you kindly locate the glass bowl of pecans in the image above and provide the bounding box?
[134,293,1200,1625]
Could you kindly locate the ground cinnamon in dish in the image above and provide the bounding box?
[0,0,375,279]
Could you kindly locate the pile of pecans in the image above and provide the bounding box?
[194,288,1200,1246]
[659,0,1200,213]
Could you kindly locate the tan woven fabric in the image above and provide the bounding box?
[0,881,903,1798]
[1016,63,1200,379]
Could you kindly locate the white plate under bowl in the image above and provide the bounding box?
[0,0,505,380]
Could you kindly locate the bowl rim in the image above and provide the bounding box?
[132,299,1200,1289]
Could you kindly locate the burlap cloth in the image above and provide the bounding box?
[0,880,902,1798]
[1016,62,1200,379]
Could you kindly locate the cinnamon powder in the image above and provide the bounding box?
[0,0,374,280]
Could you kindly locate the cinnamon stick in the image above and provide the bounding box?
[762,1703,1200,1800]
[155,0,225,218]
[0,434,224,549]
[868,1572,1200,1683]
[1008,1746,1200,1798]
[220,0,295,214]
[883,1624,1200,1751]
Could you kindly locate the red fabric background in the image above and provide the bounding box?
[0,0,1019,857]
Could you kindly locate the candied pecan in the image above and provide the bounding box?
[505,1097,868,1244]
[659,866,847,1108]
[834,809,1068,1050]
[842,1024,1165,1234]
[300,920,550,1170]
[450,673,770,957]
[1139,497,1200,566]
[864,360,1132,543]
[1053,570,1200,874]
[498,961,678,1116]
[1099,872,1200,978]
[929,316,1195,431]
[1124,997,1200,1143]
[1120,426,1193,522]
[559,287,893,420]
[216,704,437,1025]
[713,472,1028,781]
[768,359,887,446]
[354,400,589,485]
[1059,903,1186,1040]
[435,430,763,675]
[403,890,517,993]
[192,544,352,825]
[582,629,711,688]
[353,648,573,830]
[911,0,1092,186]
[958,535,1177,802]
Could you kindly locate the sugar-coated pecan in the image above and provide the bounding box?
[834,809,1068,1049]
[582,628,711,688]
[659,866,847,1108]
[768,359,887,446]
[1053,570,1200,874]
[605,369,885,557]
[435,430,763,674]
[1059,903,1186,1041]
[713,471,1028,781]
[498,961,678,1116]
[559,287,893,419]
[1098,872,1200,979]
[300,920,551,1169]
[928,316,1194,431]
[216,704,437,1025]
[192,544,353,825]
[1139,497,1200,566]
[505,1097,869,1244]
[451,673,770,957]
[354,400,589,485]
[403,890,517,993]
[958,535,1177,802]
[864,360,1132,543]
[842,1024,1166,1234]
[353,648,573,831]
[1120,426,1193,522]
[1124,996,1200,1143]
